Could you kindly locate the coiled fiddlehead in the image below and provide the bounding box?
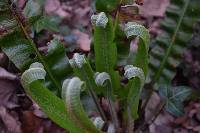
[95,72,120,132]
[124,65,145,119]
[91,12,108,28]
[62,77,103,133]
[92,117,105,130]
[124,22,150,75]
[21,63,85,133]
[69,53,107,121]
[21,62,46,88]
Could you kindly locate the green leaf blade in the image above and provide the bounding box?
[149,0,200,85]
[158,85,192,117]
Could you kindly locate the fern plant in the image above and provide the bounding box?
[0,0,199,132]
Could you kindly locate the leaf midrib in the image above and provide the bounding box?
[152,0,190,83]
[7,1,62,93]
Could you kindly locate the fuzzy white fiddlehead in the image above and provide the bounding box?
[94,72,119,132]
[124,65,145,119]
[94,72,111,87]
[69,53,86,68]
[124,65,145,87]
[92,117,105,130]
[91,12,108,28]
[21,62,46,88]
[62,77,103,133]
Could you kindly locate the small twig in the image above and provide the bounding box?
[126,107,134,133]
[139,100,165,131]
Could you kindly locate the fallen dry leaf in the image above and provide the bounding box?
[0,106,21,133]
[0,79,19,109]
[45,0,71,18]
[72,30,91,51]
[140,0,169,17]
[0,67,17,80]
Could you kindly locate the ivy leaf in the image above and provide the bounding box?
[159,85,192,117]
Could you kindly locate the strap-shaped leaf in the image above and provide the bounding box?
[124,22,150,75]
[158,85,192,117]
[149,0,200,85]
[124,65,145,119]
[44,37,72,94]
[92,12,120,90]
[69,53,106,121]
[62,77,103,133]
[94,72,119,131]
[21,63,84,133]
[0,1,71,95]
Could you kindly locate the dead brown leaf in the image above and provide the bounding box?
[0,79,19,109]
[72,30,91,51]
[0,106,21,133]
[140,0,169,17]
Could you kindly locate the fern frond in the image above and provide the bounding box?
[149,0,200,85]
[92,12,120,91]
[62,77,103,133]
[21,63,84,133]
[0,1,71,94]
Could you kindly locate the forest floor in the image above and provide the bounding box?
[0,0,200,133]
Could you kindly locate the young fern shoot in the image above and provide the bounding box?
[95,72,120,132]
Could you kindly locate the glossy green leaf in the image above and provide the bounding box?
[149,0,200,85]
[92,13,120,90]
[21,63,85,133]
[62,77,103,133]
[159,85,192,117]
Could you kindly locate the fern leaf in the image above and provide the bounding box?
[92,12,120,90]
[21,63,85,133]
[149,0,200,85]
[94,72,119,131]
[62,77,103,133]
[0,1,71,94]
[124,65,145,119]
[69,53,106,121]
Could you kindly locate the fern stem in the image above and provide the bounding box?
[152,0,190,83]
[113,0,123,34]
[106,84,120,132]
[81,69,107,121]
[8,1,62,95]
